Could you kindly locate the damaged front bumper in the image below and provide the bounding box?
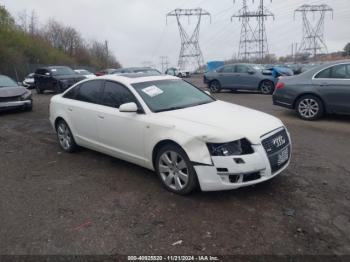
[194,128,291,191]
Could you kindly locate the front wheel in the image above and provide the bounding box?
[260,80,275,95]
[209,80,221,93]
[296,95,324,121]
[156,144,198,195]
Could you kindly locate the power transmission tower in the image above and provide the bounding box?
[232,0,258,61]
[295,4,333,58]
[166,8,211,72]
[160,56,169,73]
[232,0,274,61]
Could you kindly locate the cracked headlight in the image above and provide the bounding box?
[207,139,254,156]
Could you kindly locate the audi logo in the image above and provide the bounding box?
[272,135,286,148]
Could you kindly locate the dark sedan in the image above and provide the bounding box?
[204,63,276,94]
[273,60,350,120]
[0,75,33,112]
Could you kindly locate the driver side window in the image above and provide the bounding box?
[101,81,137,109]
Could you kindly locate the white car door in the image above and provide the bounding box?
[96,81,148,166]
[66,80,104,148]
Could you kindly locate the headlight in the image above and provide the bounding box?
[21,90,32,100]
[207,138,254,156]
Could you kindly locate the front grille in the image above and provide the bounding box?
[262,128,290,173]
[0,96,21,103]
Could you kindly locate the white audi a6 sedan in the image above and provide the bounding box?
[49,74,291,195]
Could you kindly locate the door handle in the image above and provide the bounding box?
[97,115,105,120]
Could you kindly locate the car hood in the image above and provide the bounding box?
[152,101,284,144]
[0,86,27,97]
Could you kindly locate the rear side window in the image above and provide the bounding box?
[63,86,79,100]
[331,65,348,79]
[101,81,137,108]
[75,80,103,104]
[315,64,350,79]
[218,66,234,73]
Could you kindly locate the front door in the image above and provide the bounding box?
[97,81,147,166]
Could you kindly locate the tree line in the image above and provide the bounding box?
[0,4,121,79]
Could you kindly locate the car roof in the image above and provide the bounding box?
[98,74,178,85]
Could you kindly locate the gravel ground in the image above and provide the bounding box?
[0,75,350,256]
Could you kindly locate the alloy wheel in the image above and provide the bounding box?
[158,151,189,191]
[261,81,274,94]
[210,81,220,93]
[298,98,319,119]
[57,122,73,151]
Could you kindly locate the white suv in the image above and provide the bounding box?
[50,75,291,195]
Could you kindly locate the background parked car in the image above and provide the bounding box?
[113,67,162,75]
[165,67,190,78]
[95,68,119,76]
[22,73,35,89]
[74,69,96,79]
[34,66,85,94]
[273,60,350,120]
[0,74,32,112]
[204,63,276,94]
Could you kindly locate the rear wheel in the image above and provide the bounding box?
[260,80,275,95]
[209,80,221,93]
[56,120,78,153]
[296,95,324,121]
[155,144,198,195]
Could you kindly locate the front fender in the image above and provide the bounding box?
[144,123,212,170]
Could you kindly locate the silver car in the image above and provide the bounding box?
[204,63,276,94]
[0,75,33,112]
[273,60,350,120]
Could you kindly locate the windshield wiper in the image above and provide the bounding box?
[155,106,187,113]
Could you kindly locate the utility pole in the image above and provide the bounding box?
[166,8,211,72]
[295,4,333,58]
[232,0,274,62]
[160,56,169,73]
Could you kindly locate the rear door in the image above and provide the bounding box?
[313,63,350,113]
[216,65,236,88]
[65,80,104,148]
[96,81,147,166]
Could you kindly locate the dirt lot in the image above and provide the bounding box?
[1,75,350,256]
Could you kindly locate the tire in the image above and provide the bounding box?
[209,80,221,93]
[25,103,33,112]
[56,120,78,153]
[295,95,324,121]
[155,144,198,195]
[260,80,275,95]
[35,84,43,94]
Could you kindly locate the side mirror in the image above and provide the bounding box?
[205,91,211,96]
[119,102,138,113]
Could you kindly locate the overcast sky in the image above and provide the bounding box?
[2,0,350,69]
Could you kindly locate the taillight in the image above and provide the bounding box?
[276,82,285,90]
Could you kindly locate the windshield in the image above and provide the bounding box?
[132,80,215,113]
[0,75,18,88]
[50,67,76,76]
